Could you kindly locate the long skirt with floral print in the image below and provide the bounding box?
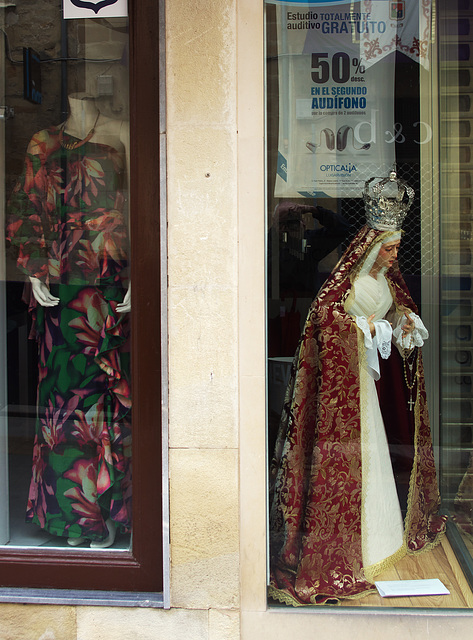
[26,283,132,542]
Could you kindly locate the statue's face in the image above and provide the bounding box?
[375,239,401,270]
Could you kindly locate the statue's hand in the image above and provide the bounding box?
[29,276,60,307]
[402,313,415,338]
[367,313,376,337]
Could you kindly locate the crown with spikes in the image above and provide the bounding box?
[363,168,415,231]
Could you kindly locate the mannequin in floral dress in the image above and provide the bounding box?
[7,94,132,547]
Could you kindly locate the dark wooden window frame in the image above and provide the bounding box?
[0,0,163,593]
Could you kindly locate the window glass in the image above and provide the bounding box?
[2,1,131,552]
[266,0,473,608]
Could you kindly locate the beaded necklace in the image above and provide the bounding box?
[59,110,100,151]
[403,348,418,411]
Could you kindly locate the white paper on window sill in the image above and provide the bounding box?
[375,579,450,598]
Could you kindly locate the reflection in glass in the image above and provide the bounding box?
[439,0,473,574]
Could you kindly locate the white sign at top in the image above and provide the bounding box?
[63,0,128,19]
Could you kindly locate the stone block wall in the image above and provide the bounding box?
[165,0,240,615]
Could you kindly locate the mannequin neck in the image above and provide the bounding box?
[65,94,100,138]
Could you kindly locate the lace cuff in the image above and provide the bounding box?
[393,312,428,350]
[374,319,392,360]
[355,317,392,380]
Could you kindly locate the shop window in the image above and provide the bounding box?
[0,0,163,593]
[266,0,473,608]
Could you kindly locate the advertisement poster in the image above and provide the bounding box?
[269,0,431,198]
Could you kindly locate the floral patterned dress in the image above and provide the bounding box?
[6,126,132,542]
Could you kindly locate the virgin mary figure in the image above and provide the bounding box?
[269,171,447,605]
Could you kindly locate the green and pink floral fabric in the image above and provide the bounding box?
[7,127,131,542]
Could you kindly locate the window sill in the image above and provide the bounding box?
[0,588,164,608]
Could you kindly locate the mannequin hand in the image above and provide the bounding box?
[367,314,376,337]
[29,277,60,307]
[116,284,131,313]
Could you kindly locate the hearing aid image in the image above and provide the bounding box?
[306,125,370,153]
[306,127,335,152]
[336,125,371,151]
